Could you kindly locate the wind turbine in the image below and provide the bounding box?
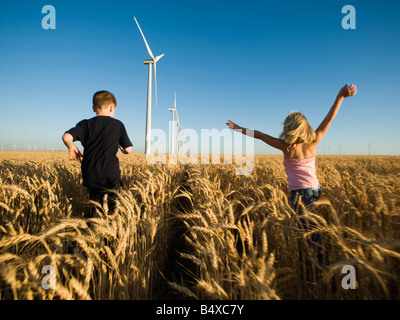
[134,17,164,155]
[168,93,176,154]
[175,102,182,155]
[168,93,183,154]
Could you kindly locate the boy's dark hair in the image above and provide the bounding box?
[93,91,117,110]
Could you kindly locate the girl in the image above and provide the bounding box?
[226,83,357,207]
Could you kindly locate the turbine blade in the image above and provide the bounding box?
[175,108,180,125]
[155,54,164,62]
[174,94,180,125]
[153,55,164,107]
[133,17,154,60]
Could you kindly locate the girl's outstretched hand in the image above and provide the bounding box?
[226,120,241,131]
[338,83,357,98]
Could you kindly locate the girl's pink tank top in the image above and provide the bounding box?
[283,156,320,192]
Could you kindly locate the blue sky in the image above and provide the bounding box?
[0,0,399,155]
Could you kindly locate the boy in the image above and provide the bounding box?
[62,90,133,217]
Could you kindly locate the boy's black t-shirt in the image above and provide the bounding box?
[66,116,132,189]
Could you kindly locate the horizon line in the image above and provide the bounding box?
[0,150,399,157]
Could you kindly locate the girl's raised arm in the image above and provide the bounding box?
[226,120,287,151]
[315,83,357,144]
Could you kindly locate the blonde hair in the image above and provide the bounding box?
[279,111,316,145]
[93,91,117,110]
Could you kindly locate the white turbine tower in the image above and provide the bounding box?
[134,17,164,155]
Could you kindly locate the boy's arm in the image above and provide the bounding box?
[119,145,133,154]
[226,120,287,151]
[119,123,133,154]
[62,133,83,162]
[315,83,357,144]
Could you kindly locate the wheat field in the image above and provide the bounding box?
[0,151,399,300]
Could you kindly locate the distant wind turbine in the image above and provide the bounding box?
[168,93,182,154]
[168,95,176,155]
[175,103,182,154]
[134,17,165,155]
